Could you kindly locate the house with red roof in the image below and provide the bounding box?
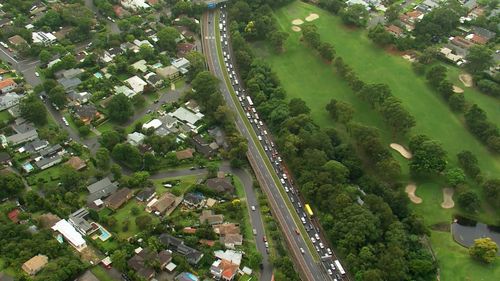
[8,209,20,223]
[0,78,17,94]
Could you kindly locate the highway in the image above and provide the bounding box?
[202,7,348,281]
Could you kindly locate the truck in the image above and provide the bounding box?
[305,204,314,217]
[246,96,253,106]
[334,260,345,275]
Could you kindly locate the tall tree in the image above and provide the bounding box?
[107,94,133,123]
[20,94,47,126]
[465,45,494,74]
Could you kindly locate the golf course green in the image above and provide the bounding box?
[253,1,500,280]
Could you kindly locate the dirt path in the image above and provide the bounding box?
[441,188,455,209]
[390,143,412,159]
[459,74,473,87]
[405,183,422,204]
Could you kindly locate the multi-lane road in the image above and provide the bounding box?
[202,7,349,281]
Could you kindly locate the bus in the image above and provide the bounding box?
[305,204,314,217]
[334,260,345,275]
[246,96,253,106]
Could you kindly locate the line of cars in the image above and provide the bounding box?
[218,7,346,281]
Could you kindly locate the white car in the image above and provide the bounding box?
[300,248,305,254]
[251,205,256,211]
[311,237,316,243]
[319,242,324,249]
[283,173,287,180]
[327,269,333,275]
[35,72,40,77]
[315,233,320,240]
[327,248,332,255]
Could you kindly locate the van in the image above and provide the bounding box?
[238,97,243,102]
[259,121,263,126]
[301,217,306,224]
[258,135,262,141]
[253,228,257,235]
[280,178,285,184]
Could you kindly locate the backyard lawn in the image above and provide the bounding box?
[254,1,500,280]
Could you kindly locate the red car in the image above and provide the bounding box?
[263,235,267,242]
[295,228,300,235]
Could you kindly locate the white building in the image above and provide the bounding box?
[121,0,150,11]
[170,107,204,126]
[133,39,154,48]
[114,85,136,98]
[142,119,162,130]
[171,58,190,74]
[52,219,87,251]
[32,31,56,45]
[127,132,146,146]
[125,76,147,94]
[0,92,22,111]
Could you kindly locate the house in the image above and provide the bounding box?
[8,35,27,46]
[38,144,63,158]
[199,210,224,225]
[113,5,128,18]
[156,65,180,80]
[214,249,242,266]
[190,135,218,157]
[148,192,180,215]
[74,104,99,124]
[177,43,196,58]
[68,208,95,235]
[22,255,48,275]
[65,156,86,171]
[171,107,204,126]
[127,248,157,280]
[450,36,475,49]
[4,129,39,146]
[466,33,487,44]
[176,148,194,160]
[120,42,140,53]
[7,209,20,223]
[0,92,22,111]
[159,234,204,265]
[213,223,241,236]
[135,187,156,202]
[55,68,84,80]
[171,58,190,74]
[185,100,200,113]
[463,0,478,11]
[67,91,91,104]
[105,188,134,210]
[471,26,496,41]
[58,77,82,91]
[47,58,62,68]
[32,31,56,45]
[54,27,73,40]
[127,132,146,146]
[183,192,205,209]
[220,233,243,249]
[0,151,11,165]
[385,24,404,38]
[52,219,87,251]
[0,18,13,28]
[133,39,154,48]
[175,272,199,281]
[114,85,136,98]
[86,178,119,203]
[346,0,370,10]
[210,259,239,281]
[0,78,17,94]
[143,119,162,131]
[125,76,147,94]
[121,0,150,11]
[132,60,148,72]
[35,154,62,170]
[440,47,465,64]
[206,175,235,194]
[144,72,163,88]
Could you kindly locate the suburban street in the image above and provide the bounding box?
[149,162,273,281]
[202,9,336,281]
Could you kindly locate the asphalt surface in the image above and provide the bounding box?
[201,8,347,281]
[150,162,273,280]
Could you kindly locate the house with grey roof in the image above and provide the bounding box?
[57,77,82,91]
[86,178,118,203]
[5,129,38,146]
[69,208,96,235]
[21,139,49,153]
[35,154,62,170]
[0,92,22,111]
[55,68,84,80]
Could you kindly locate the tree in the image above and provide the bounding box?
[426,65,447,88]
[385,4,401,22]
[107,94,133,123]
[39,50,52,64]
[207,162,219,178]
[368,24,394,46]
[112,143,143,171]
[325,99,354,125]
[269,30,289,52]
[379,97,415,135]
[457,150,480,178]
[19,94,47,126]
[410,137,447,175]
[445,168,466,187]
[323,160,349,183]
[47,85,67,108]
[318,42,336,62]
[301,24,321,49]
[0,172,24,199]
[99,130,122,150]
[139,45,155,61]
[340,4,369,27]
[111,164,122,180]
[457,190,480,213]
[469,237,498,264]
[95,147,110,170]
[465,45,493,74]
[448,93,465,112]
[288,98,310,117]
[135,215,153,230]
[483,179,500,207]
[157,27,181,52]
[185,51,206,81]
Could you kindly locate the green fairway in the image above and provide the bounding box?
[258,1,500,178]
[254,1,500,279]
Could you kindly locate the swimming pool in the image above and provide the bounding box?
[99,227,111,241]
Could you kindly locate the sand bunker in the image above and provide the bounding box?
[291,26,302,32]
[441,188,455,209]
[453,85,464,93]
[292,19,304,25]
[305,13,319,22]
[405,183,422,204]
[390,143,412,159]
[459,74,473,87]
